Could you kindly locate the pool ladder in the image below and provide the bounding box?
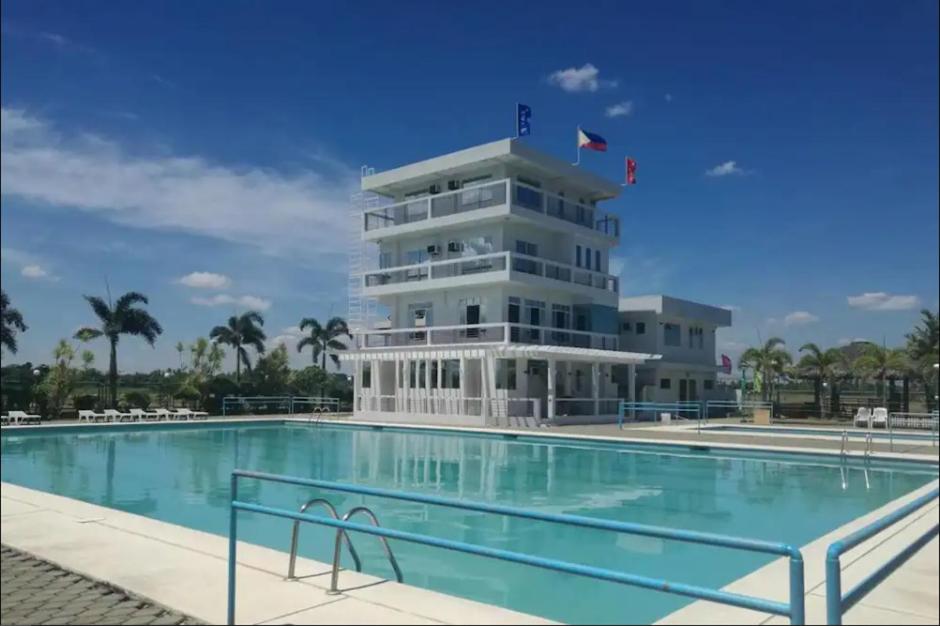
[841,430,874,459]
[286,498,403,593]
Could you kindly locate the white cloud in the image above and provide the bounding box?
[847,292,920,311]
[39,32,69,46]
[605,101,634,118]
[21,264,50,279]
[177,271,232,289]
[0,108,357,263]
[190,294,271,311]
[705,161,745,177]
[784,311,819,326]
[547,63,616,92]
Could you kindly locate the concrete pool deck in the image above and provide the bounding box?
[2,417,938,624]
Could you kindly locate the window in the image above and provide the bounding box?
[515,240,538,257]
[595,250,601,272]
[405,249,428,265]
[461,174,492,187]
[515,178,542,210]
[496,359,517,390]
[664,323,681,347]
[698,327,704,349]
[418,361,427,389]
[576,245,582,267]
[689,327,694,348]
[622,321,632,332]
[704,379,714,391]
[525,299,545,342]
[378,252,392,269]
[362,362,371,388]
[660,378,671,390]
[408,361,417,388]
[636,322,646,335]
[585,247,592,270]
[431,360,438,388]
[508,297,520,323]
[441,360,460,389]
[552,304,570,329]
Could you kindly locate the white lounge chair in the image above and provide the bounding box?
[103,409,131,422]
[78,409,106,423]
[150,408,173,421]
[0,414,10,426]
[872,407,889,428]
[8,410,41,425]
[853,407,872,428]
[127,408,159,421]
[172,408,207,420]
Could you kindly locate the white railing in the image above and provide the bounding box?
[888,412,939,431]
[362,177,620,238]
[358,394,540,420]
[357,322,619,351]
[362,251,617,294]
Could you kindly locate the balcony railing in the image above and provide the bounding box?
[363,178,620,238]
[357,322,619,351]
[363,252,618,294]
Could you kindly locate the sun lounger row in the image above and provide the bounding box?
[853,407,888,428]
[0,410,43,426]
[77,408,209,423]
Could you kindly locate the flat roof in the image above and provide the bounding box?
[618,295,732,327]
[362,138,622,201]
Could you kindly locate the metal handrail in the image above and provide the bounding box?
[227,469,805,625]
[617,401,702,430]
[864,433,873,458]
[287,498,361,579]
[825,488,939,624]
[840,430,848,457]
[329,506,403,593]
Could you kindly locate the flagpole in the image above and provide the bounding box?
[573,126,581,166]
[513,102,518,139]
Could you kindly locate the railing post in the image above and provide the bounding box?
[789,550,805,625]
[825,546,843,625]
[227,473,239,625]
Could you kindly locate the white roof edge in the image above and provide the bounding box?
[362,138,621,199]
[619,294,732,326]
[341,344,661,364]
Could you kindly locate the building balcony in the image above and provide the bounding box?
[356,322,620,351]
[363,178,620,241]
[361,251,619,297]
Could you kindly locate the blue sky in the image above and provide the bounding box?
[1,0,938,372]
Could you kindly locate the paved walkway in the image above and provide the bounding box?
[0,546,199,626]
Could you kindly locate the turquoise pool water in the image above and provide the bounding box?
[1,422,936,624]
[704,425,938,441]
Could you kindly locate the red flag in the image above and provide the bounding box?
[720,354,732,374]
[626,157,637,185]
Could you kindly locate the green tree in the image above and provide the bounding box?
[906,309,940,411]
[1,289,28,354]
[297,316,350,370]
[210,312,266,385]
[176,341,186,370]
[797,343,843,417]
[38,340,91,418]
[74,290,163,407]
[740,338,792,403]
[853,343,908,407]
[178,337,226,408]
[289,365,328,396]
[251,343,291,395]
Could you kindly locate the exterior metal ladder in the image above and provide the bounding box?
[285,499,403,593]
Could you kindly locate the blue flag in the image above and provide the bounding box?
[517,103,531,137]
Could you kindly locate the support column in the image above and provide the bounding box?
[353,359,362,413]
[394,356,400,411]
[373,359,381,410]
[425,358,432,414]
[592,362,600,416]
[628,363,636,419]
[481,356,491,425]
[547,358,556,421]
[459,356,467,415]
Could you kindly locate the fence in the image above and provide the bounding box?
[825,488,939,624]
[221,395,340,416]
[618,401,702,428]
[227,469,805,625]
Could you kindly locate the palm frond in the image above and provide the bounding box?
[115,291,149,313]
[74,327,104,342]
[84,295,113,324]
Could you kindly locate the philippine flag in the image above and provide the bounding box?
[577,128,607,152]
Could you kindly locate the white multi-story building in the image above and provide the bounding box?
[341,138,660,425]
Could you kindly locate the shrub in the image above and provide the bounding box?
[123,390,151,409]
[73,394,99,411]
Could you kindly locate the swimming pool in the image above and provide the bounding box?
[701,424,939,442]
[1,421,936,624]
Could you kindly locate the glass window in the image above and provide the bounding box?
[378,252,392,269]
[361,362,371,388]
[585,247,592,270]
[622,321,632,332]
[552,304,570,329]
[496,359,517,390]
[431,360,438,388]
[595,250,601,271]
[406,249,428,265]
[515,240,538,257]
[441,360,460,389]
[660,378,671,389]
[636,322,646,335]
[704,379,714,390]
[576,245,582,267]
[664,323,681,346]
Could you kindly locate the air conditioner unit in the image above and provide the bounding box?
[427,244,442,256]
[429,184,441,194]
[447,180,461,191]
[447,241,463,252]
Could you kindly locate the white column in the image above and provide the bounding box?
[547,358,556,420]
[373,359,382,409]
[628,363,636,419]
[354,359,362,413]
[459,356,467,415]
[592,362,600,416]
[481,356,490,425]
[425,358,432,414]
[394,356,400,411]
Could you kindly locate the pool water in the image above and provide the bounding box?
[1,423,936,624]
[703,425,938,441]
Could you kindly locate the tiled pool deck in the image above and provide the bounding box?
[1,416,937,624]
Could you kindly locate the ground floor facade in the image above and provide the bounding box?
[341,344,654,426]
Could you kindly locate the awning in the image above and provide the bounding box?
[340,344,660,365]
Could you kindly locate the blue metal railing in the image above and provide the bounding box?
[617,401,702,429]
[825,487,939,624]
[221,395,339,416]
[227,469,805,625]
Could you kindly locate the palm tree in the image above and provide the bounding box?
[906,309,940,411]
[297,316,350,370]
[740,338,792,403]
[797,343,843,417]
[175,341,186,370]
[1,290,28,354]
[74,291,163,407]
[853,343,908,408]
[209,312,266,385]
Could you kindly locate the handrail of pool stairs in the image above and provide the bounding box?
[840,430,848,457]
[329,506,404,593]
[825,487,939,625]
[227,469,806,625]
[864,432,873,459]
[287,498,361,579]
